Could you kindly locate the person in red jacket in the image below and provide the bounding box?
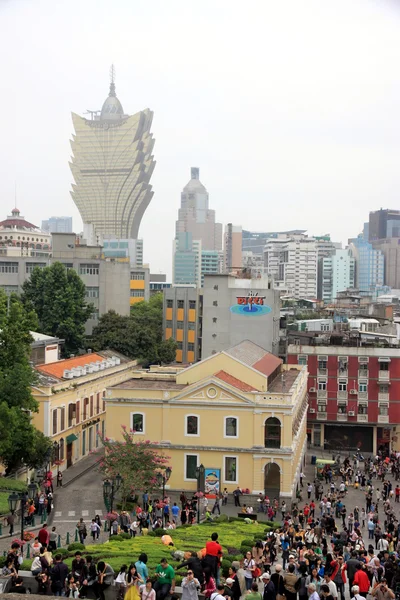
[353,565,370,598]
[38,523,49,547]
[204,532,223,580]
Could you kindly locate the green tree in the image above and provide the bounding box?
[98,426,170,507]
[0,291,52,472]
[91,293,177,365]
[22,262,93,356]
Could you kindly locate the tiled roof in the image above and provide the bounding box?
[225,340,282,377]
[36,353,104,379]
[215,370,255,392]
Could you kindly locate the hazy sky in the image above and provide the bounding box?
[1,0,400,277]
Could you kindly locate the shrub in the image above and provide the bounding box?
[154,529,167,537]
[240,539,255,548]
[214,514,228,523]
[0,557,6,568]
[221,559,232,577]
[147,531,156,537]
[67,542,85,552]
[57,548,69,557]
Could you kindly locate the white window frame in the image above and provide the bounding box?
[185,414,200,437]
[131,412,145,435]
[298,355,307,366]
[358,381,367,393]
[338,379,347,392]
[184,453,199,482]
[224,416,239,439]
[378,402,389,416]
[59,404,66,432]
[223,455,239,484]
[318,379,327,391]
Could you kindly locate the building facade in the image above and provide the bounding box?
[224,224,242,272]
[372,238,400,289]
[369,209,400,242]
[287,337,400,455]
[150,273,171,296]
[202,274,280,359]
[173,234,201,287]
[164,287,202,363]
[349,236,385,298]
[0,208,52,255]
[318,249,355,303]
[105,341,308,501]
[32,351,138,471]
[130,266,150,306]
[41,217,73,234]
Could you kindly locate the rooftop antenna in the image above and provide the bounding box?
[109,64,116,96]
[14,181,17,208]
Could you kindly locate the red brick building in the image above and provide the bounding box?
[287,335,400,455]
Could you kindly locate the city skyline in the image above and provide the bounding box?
[2,0,400,277]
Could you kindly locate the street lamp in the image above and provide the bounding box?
[103,475,123,538]
[8,485,35,554]
[156,467,172,527]
[195,464,205,523]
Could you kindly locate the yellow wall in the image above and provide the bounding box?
[165,328,172,340]
[166,308,173,321]
[188,331,195,343]
[176,329,184,342]
[188,309,196,322]
[176,349,183,362]
[177,308,184,321]
[130,280,145,289]
[130,296,144,305]
[187,351,195,363]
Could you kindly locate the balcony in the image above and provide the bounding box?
[378,415,389,424]
[338,390,348,400]
[337,413,348,422]
[378,370,390,382]
[317,390,327,399]
[318,368,327,376]
[358,391,368,400]
[358,370,368,379]
[378,392,389,401]
[357,414,368,423]
[317,412,327,420]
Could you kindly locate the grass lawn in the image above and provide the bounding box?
[0,492,10,515]
[20,518,279,579]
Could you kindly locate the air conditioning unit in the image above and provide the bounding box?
[80,366,87,376]
[113,356,121,365]
[63,370,74,379]
[87,365,94,374]
[91,362,100,372]
[348,411,355,416]
[72,367,83,377]
[309,387,316,393]
[350,389,357,395]
[309,408,316,413]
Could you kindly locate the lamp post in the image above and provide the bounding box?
[8,483,37,554]
[195,464,205,523]
[156,467,172,527]
[103,474,122,538]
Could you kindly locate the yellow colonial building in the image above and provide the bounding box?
[32,351,137,471]
[105,340,308,500]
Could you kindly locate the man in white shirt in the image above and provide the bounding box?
[324,573,338,599]
[308,583,320,600]
[377,536,389,552]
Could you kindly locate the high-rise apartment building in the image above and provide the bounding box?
[348,236,385,298]
[173,233,201,287]
[69,69,155,260]
[369,209,400,242]
[318,249,355,303]
[224,224,242,273]
[42,216,73,234]
[372,238,400,289]
[264,234,318,298]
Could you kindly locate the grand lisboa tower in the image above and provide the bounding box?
[69,67,156,243]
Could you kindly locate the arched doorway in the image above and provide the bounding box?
[264,463,280,500]
[264,417,281,448]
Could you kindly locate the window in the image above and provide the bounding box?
[318,357,327,370]
[130,273,144,280]
[79,264,99,275]
[317,403,326,412]
[0,262,18,273]
[187,342,195,352]
[225,417,238,438]
[90,395,94,418]
[338,401,347,414]
[213,300,218,307]
[1,285,19,295]
[166,320,173,328]
[379,383,389,393]
[177,342,183,349]
[359,363,368,375]
[68,403,76,427]
[26,262,46,274]
[338,380,347,392]
[358,381,367,393]
[186,415,199,436]
[102,391,105,412]
[338,359,348,374]
[318,379,327,391]
[358,403,368,415]
[132,413,144,433]
[59,439,65,461]
[75,400,80,424]
[224,456,238,483]
[185,454,198,480]
[298,355,307,366]
[52,410,57,435]
[90,309,99,320]
[96,393,100,414]
[379,404,388,416]
[86,287,99,298]
[83,398,89,420]
[379,361,389,371]
[264,417,281,448]
[62,263,74,271]
[166,300,173,308]
[189,300,196,309]
[130,290,144,297]
[188,322,196,330]
[177,300,185,308]
[177,321,184,328]
[60,407,65,431]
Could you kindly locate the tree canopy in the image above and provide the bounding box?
[90,294,177,365]
[21,262,93,356]
[98,427,170,506]
[0,290,52,472]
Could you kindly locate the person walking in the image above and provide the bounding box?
[76,518,87,545]
[233,487,242,507]
[90,519,101,542]
[56,471,62,487]
[4,513,15,537]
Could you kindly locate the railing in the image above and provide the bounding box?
[378,392,389,401]
[357,414,368,423]
[338,390,348,399]
[317,412,327,420]
[337,413,348,422]
[378,414,389,424]
[378,371,390,381]
[358,391,368,400]
[317,368,327,376]
[317,390,327,399]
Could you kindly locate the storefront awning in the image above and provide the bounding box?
[66,433,78,443]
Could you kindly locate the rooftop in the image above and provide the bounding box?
[225,340,282,377]
[36,353,105,379]
[268,368,300,393]
[114,378,186,390]
[215,370,256,392]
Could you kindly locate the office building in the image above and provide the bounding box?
[264,234,318,298]
[318,249,355,303]
[102,238,143,267]
[201,250,221,285]
[150,273,171,296]
[287,332,400,454]
[372,238,400,289]
[69,68,155,261]
[32,351,137,470]
[105,340,308,500]
[164,287,202,363]
[369,209,400,242]
[224,224,242,273]
[173,233,201,287]
[348,236,385,298]
[130,266,150,306]
[41,216,73,234]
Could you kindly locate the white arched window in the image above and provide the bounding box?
[185,414,200,436]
